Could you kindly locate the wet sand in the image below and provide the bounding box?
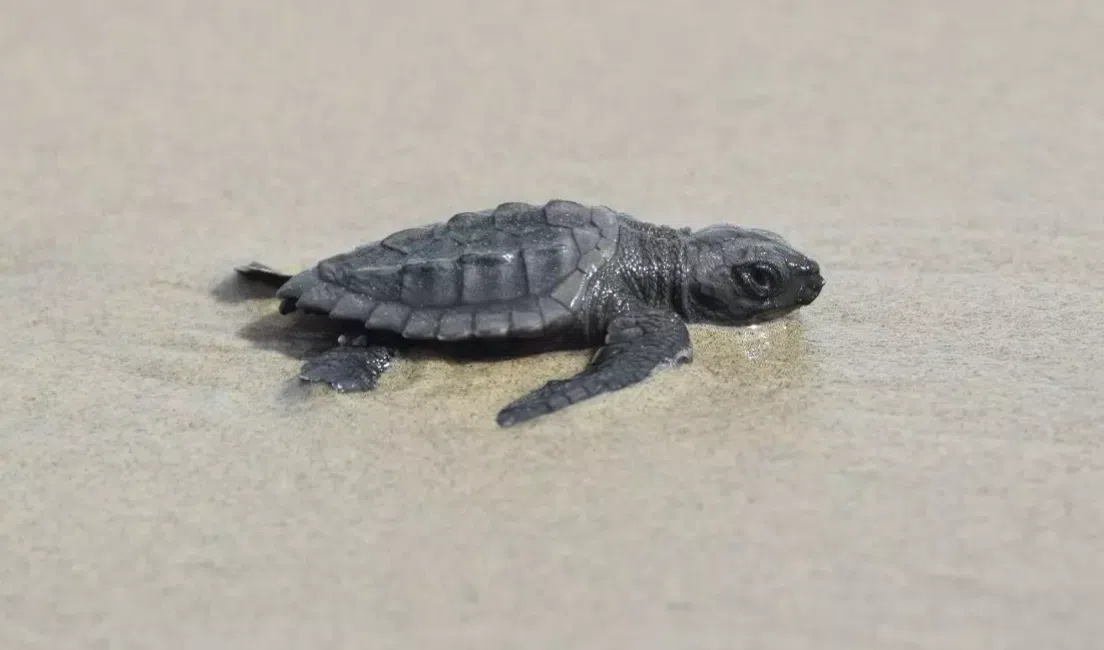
[3,1,1103,648]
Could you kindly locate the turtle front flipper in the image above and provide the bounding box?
[299,339,397,392]
[496,308,693,427]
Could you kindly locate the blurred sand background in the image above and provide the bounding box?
[2,1,1103,648]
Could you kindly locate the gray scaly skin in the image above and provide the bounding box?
[234,199,825,427]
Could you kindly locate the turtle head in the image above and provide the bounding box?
[684,225,825,325]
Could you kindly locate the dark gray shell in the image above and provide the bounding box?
[275,200,623,341]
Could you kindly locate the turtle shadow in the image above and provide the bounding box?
[211,271,282,304]
[215,268,351,360]
[236,311,352,361]
[236,308,589,366]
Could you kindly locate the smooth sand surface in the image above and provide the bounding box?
[3,1,1103,648]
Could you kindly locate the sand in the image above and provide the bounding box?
[2,1,1103,648]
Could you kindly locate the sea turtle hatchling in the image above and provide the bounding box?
[235,199,825,426]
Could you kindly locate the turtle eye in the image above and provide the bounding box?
[736,262,780,298]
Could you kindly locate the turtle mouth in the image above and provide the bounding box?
[744,306,798,325]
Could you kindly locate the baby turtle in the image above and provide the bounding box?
[235,199,824,426]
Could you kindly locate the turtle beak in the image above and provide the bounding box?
[796,272,825,305]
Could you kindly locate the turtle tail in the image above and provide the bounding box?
[234,261,295,288]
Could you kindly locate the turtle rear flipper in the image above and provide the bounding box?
[234,262,295,288]
[496,308,693,427]
[299,343,397,392]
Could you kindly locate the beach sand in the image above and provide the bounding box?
[2,1,1102,647]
